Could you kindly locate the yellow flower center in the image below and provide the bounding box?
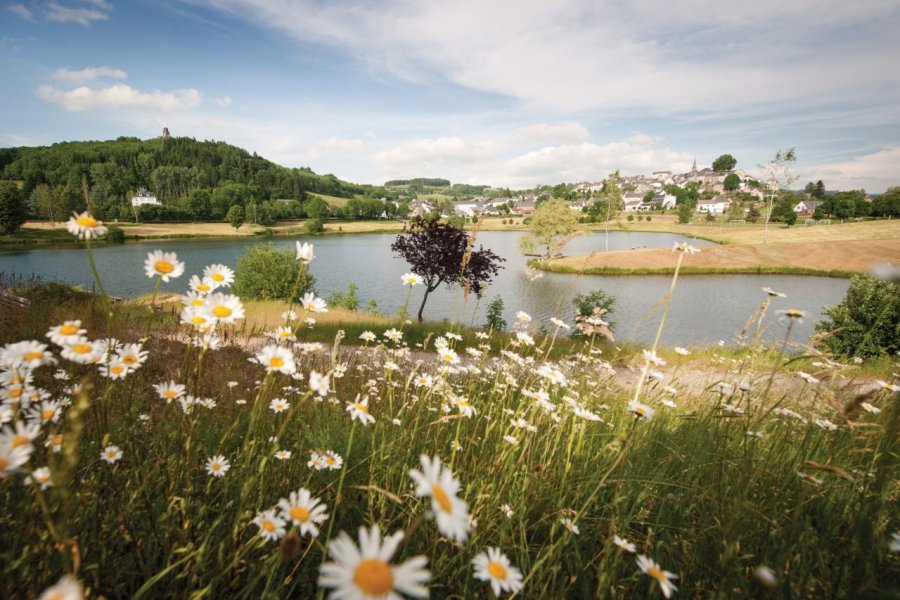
[24,351,44,361]
[73,344,92,354]
[635,407,646,415]
[106,450,116,458]
[213,305,232,318]
[11,435,28,448]
[9,388,22,399]
[76,215,98,228]
[432,484,453,513]
[155,260,174,274]
[122,355,138,365]
[53,435,63,446]
[197,283,211,292]
[192,298,204,307]
[0,457,7,470]
[354,559,394,595]
[59,324,78,335]
[163,390,176,398]
[191,316,207,325]
[212,273,225,282]
[269,357,285,368]
[41,409,54,420]
[262,520,276,533]
[290,507,310,522]
[46,594,61,600]
[355,403,368,413]
[488,561,508,580]
[325,456,335,465]
[111,366,124,374]
[648,566,666,584]
[212,463,221,471]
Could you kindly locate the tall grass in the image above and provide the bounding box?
[0,234,897,599]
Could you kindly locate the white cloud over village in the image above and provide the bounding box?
[36,83,203,112]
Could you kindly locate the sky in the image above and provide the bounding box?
[2,0,899,191]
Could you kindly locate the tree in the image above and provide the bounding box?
[226,204,245,230]
[759,148,797,243]
[871,187,900,217]
[233,243,315,302]
[814,180,826,199]
[0,182,27,235]
[484,296,507,331]
[519,198,580,259]
[723,173,741,191]
[712,154,737,172]
[815,275,899,358]
[392,219,504,322]
[746,205,761,223]
[678,203,693,224]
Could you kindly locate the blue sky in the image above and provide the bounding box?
[2,0,899,191]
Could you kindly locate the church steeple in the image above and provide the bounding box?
[691,158,697,174]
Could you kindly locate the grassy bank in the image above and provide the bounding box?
[1,245,898,598]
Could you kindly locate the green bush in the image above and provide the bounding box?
[815,274,899,358]
[484,296,507,331]
[573,289,615,329]
[327,282,360,311]
[232,243,315,302]
[107,225,126,243]
[304,218,325,234]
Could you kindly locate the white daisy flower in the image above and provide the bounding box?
[253,509,286,542]
[153,381,185,403]
[203,264,235,287]
[26,465,53,490]
[614,535,637,553]
[0,441,33,477]
[206,455,230,477]
[188,275,218,294]
[472,547,523,597]
[359,331,377,343]
[347,396,375,426]
[256,345,296,375]
[636,555,678,598]
[0,340,56,371]
[38,574,83,600]
[301,292,328,313]
[66,211,107,239]
[295,241,315,264]
[401,272,423,286]
[45,321,86,346]
[144,250,185,282]
[628,399,655,421]
[384,328,403,343]
[409,455,470,543]
[269,398,290,413]
[309,370,330,397]
[560,518,580,535]
[205,293,245,324]
[278,488,328,537]
[100,445,123,464]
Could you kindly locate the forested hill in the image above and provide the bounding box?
[0,136,363,205]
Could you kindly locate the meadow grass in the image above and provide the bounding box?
[0,226,898,599]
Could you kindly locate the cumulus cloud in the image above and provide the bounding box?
[45,1,112,26]
[801,147,900,193]
[7,3,35,21]
[306,137,363,159]
[36,83,202,112]
[372,136,498,182]
[510,122,590,146]
[215,96,232,107]
[52,66,127,83]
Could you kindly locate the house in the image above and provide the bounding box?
[131,188,159,207]
[623,198,644,213]
[794,200,825,215]
[642,194,677,211]
[407,199,432,218]
[696,195,730,215]
[513,197,537,215]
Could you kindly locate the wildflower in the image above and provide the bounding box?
[500,504,513,518]
[0,441,33,477]
[301,292,328,313]
[318,525,430,599]
[876,380,900,393]
[1,421,41,449]
[628,399,655,421]
[144,250,185,282]
[890,532,900,553]
[180,305,217,329]
[100,445,123,464]
[636,555,678,598]
[537,364,567,386]
[413,373,433,388]
[401,272,423,286]
[614,535,637,553]
[860,402,881,414]
[304,317,316,327]
[438,348,459,365]
[25,466,53,490]
[256,345,296,375]
[281,309,298,322]
[31,400,61,425]
[643,349,667,367]
[550,317,570,329]
[472,547,523,597]
[347,395,375,426]
[672,241,699,253]
[203,264,235,287]
[66,211,107,238]
[309,370,330,397]
[674,346,689,356]
[455,397,476,418]
[153,381,186,403]
[384,328,403,343]
[0,406,12,426]
[753,565,778,589]
[278,488,328,537]
[205,455,230,477]
[814,418,838,432]
[360,331,377,343]
[515,331,534,346]
[0,340,56,371]
[295,241,315,263]
[797,371,819,385]
[777,308,807,324]
[409,455,470,543]
[573,406,602,421]
[38,574,83,600]
[205,293,245,324]
[253,509,287,542]
[274,450,292,460]
[269,398,290,413]
[189,275,218,294]
[502,435,519,446]
[762,287,786,298]
[322,450,343,470]
[515,311,532,324]
[560,518,580,535]
[659,398,677,409]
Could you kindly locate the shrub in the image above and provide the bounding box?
[232,243,315,302]
[626,214,634,222]
[646,216,652,222]
[485,296,506,331]
[815,274,899,358]
[107,225,126,243]
[304,218,325,233]
[572,289,615,331]
[327,282,360,311]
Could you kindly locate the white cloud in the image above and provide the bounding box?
[372,136,498,182]
[801,147,900,192]
[214,95,232,107]
[7,3,35,21]
[52,66,127,83]
[36,83,202,112]
[45,1,111,26]
[510,122,590,146]
[306,137,363,159]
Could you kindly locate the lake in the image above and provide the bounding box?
[0,231,849,346]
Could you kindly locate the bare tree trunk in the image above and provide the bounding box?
[417,288,433,322]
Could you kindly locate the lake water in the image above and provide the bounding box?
[0,231,849,346]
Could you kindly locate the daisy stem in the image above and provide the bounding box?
[149,276,161,307]
[84,236,109,300]
[316,421,357,598]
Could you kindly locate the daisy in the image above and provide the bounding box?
[359,331,377,343]
[253,509,286,542]
[26,466,53,490]
[278,488,328,537]
[45,321,87,347]
[31,400,61,424]
[180,305,217,329]
[636,555,678,598]
[100,445,123,464]
[0,340,56,371]
[309,370,330,397]
[38,574,83,600]
[560,518,580,535]
[408,455,470,543]
[0,441,33,477]
[256,345,296,375]
[116,343,149,369]
[671,241,699,253]
[1,421,41,449]
[322,450,343,470]
[144,250,185,282]
[182,291,206,308]
[503,435,519,446]
[274,450,292,460]
[860,402,881,414]
[550,317,570,329]
[515,311,532,324]
[295,241,315,264]
[203,264,235,287]
[66,211,107,238]
[628,399,655,421]
[58,336,100,364]
[573,406,602,422]
[347,396,376,426]
[301,292,328,314]
[99,360,130,380]
[500,504,513,518]
[383,328,403,343]
[674,346,690,356]
[0,405,12,426]
[188,275,218,294]
[614,535,637,553]
[206,455,230,477]
[268,326,296,343]
[318,525,430,600]
[153,381,186,403]
[269,398,290,413]
[205,293,245,325]
[438,348,459,365]
[472,547,523,597]
[401,272,423,286]
[777,308,807,323]
[308,451,326,470]
[643,349,667,367]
